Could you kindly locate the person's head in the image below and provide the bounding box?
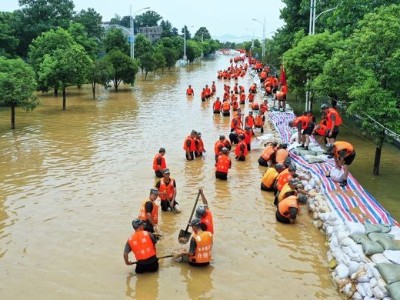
[219,135,225,141]
[280,143,288,149]
[258,110,263,115]
[162,168,170,177]
[283,157,292,167]
[288,120,294,127]
[245,126,251,131]
[298,194,308,205]
[195,206,207,218]
[249,111,253,115]
[190,218,202,232]
[132,218,144,230]
[188,85,191,88]
[238,134,245,141]
[221,147,228,154]
[159,147,166,154]
[149,188,159,200]
[320,103,329,111]
[288,164,297,173]
[275,163,285,172]
[216,96,220,100]
[197,132,202,138]
[190,130,197,137]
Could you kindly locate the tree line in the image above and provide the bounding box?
[0,0,221,128]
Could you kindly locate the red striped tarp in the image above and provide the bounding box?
[269,111,399,226]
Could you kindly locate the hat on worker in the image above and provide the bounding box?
[132,218,143,229]
[162,168,170,174]
[150,188,159,195]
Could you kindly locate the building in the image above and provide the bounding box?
[138,26,163,42]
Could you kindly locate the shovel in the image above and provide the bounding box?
[178,189,201,244]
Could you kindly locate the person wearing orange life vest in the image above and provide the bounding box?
[153,147,166,178]
[276,194,308,224]
[194,132,206,157]
[195,190,214,234]
[124,218,159,273]
[275,90,286,112]
[230,112,242,132]
[214,135,225,162]
[235,134,248,161]
[205,85,211,99]
[274,143,289,164]
[215,147,231,180]
[222,99,231,117]
[326,141,356,187]
[275,178,299,206]
[247,92,255,103]
[183,130,197,160]
[213,97,222,114]
[273,164,297,194]
[245,111,255,129]
[155,168,179,212]
[138,188,160,233]
[239,91,246,104]
[231,99,239,111]
[251,101,259,111]
[261,163,285,191]
[186,85,194,96]
[175,218,213,266]
[321,103,342,146]
[200,88,206,102]
[260,99,268,114]
[258,142,278,167]
[289,114,310,150]
[243,126,253,151]
[211,81,216,96]
[254,110,266,133]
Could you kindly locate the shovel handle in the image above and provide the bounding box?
[184,189,201,232]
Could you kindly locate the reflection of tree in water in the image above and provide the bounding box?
[125,271,159,300]
[181,265,214,299]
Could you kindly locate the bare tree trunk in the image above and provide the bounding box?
[92,81,96,99]
[373,130,385,175]
[62,87,66,111]
[11,102,15,129]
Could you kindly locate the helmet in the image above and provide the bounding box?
[298,194,308,204]
[275,163,285,171]
[132,218,143,229]
[283,157,292,167]
[320,103,329,110]
[219,135,225,140]
[221,147,228,154]
[195,206,206,218]
[190,218,201,227]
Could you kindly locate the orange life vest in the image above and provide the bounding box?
[230,116,242,130]
[201,209,214,234]
[251,102,259,110]
[240,93,246,103]
[255,115,265,127]
[244,131,252,144]
[139,199,159,225]
[326,108,342,128]
[222,101,231,111]
[261,167,278,189]
[333,141,354,158]
[183,136,196,151]
[232,100,239,111]
[128,230,156,261]
[275,149,289,164]
[152,153,166,171]
[158,178,175,201]
[235,141,248,157]
[186,88,194,96]
[261,145,275,161]
[315,124,328,136]
[216,154,230,173]
[196,138,205,153]
[213,100,221,111]
[294,116,309,130]
[189,231,213,264]
[260,103,268,113]
[278,195,299,219]
[248,93,254,102]
[245,115,255,128]
[276,171,293,192]
[214,140,224,155]
[278,183,294,203]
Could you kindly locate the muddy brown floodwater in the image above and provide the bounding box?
[0,54,355,299]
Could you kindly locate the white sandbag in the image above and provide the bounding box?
[370,277,378,289]
[352,291,362,299]
[383,250,400,264]
[348,261,360,275]
[337,231,350,243]
[336,264,350,279]
[330,167,345,182]
[346,221,366,235]
[362,282,374,298]
[341,237,356,247]
[356,283,367,297]
[372,286,386,299]
[371,253,391,264]
[389,226,400,240]
[341,283,355,298]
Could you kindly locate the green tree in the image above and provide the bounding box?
[0,12,19,58]
[103,28,130,55]
[0,57,38,129]
[68,22,99,59]
[141,52,156,80]
[13,0,75,57]
[153,48,166,74]
[186,40,202,63]
[134,34,154,70]
[89,58,114,99]
[105,50,139,91]
[38,44,92,110]
[194,27,211,41]
[135,11,162,28]
[74,8,104,40]
[160,20,173,37]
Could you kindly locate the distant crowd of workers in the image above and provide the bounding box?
[124,54,356,274]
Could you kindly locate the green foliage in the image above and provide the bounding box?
[194,27,211,41]
[160,20,177,37]
[135,11,162,28]
[0,12,19,58]
[103,28,130,55]
[153,48,166,73]
[89,58,114,98]
[105,50,139,91]
[141,52,156,80]
[74,8,104,40]
[186,40,202,63]
[134,34,154,65]
[68,22,99,59]
[0,57,38,128]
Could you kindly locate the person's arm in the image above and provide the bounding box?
[156,156,162,171]
[123,242,134,265]
[188,237,197,256]
[329,114,336,136]
[145,201,154,225]
[172,180,177,201]
[186,139,191,155]
[288,207,298,223]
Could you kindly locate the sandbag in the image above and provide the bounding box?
[360,239,385,255]
[336,263,350,279]
[329,167,345,182]
[383,250,400,264]
[346,222,366,235]
[379,238,400,251]
[376,263,400,285]
[350,233,370,244]
[368,232,393,242]
[387,281,400,300]
[365,223,391,234]
[371,253,392,264]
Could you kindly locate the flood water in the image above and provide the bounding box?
[2,53,392,299]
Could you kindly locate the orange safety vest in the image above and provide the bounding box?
[275,149,289,164]
[315,124,328,136]
[152,153,166,171]
[276,91,284,100]
[333,141,354,158]
[213,100,221,111]
[255,115,265,127]
[222,101,231,111]
[244,131,252,144]
[186,88,194,96]
[248,93,254,102]
[230,117,242,130]
[223,139,231,150]
[214,140,224,155]
[260,103,268,113]
[261,145,275,161]
[235,141,248,157]
[276,171,293,192]
[245,115,255,127]
[294,116,309,130]
[196,138,205,153]
[183,136,196,152]
[251,102,259,110]
[211,83,216,93]
[139,199,159,225]
[240,93,246,103]
[278,196,299,219]
[216,154,230,173]
[189,231,213,264]
[326,108,342,128]
[261,167,278,189]
[128,230,156,260]
[201,209,214,234]
[158,178,175,201]
[232,100,239,111]
[278,183,295,203]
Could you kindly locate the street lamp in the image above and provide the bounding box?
[252,17,266,61]
[130,6,150,59]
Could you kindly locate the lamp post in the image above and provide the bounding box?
[252,17,266,61]
[130,6,150,59]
